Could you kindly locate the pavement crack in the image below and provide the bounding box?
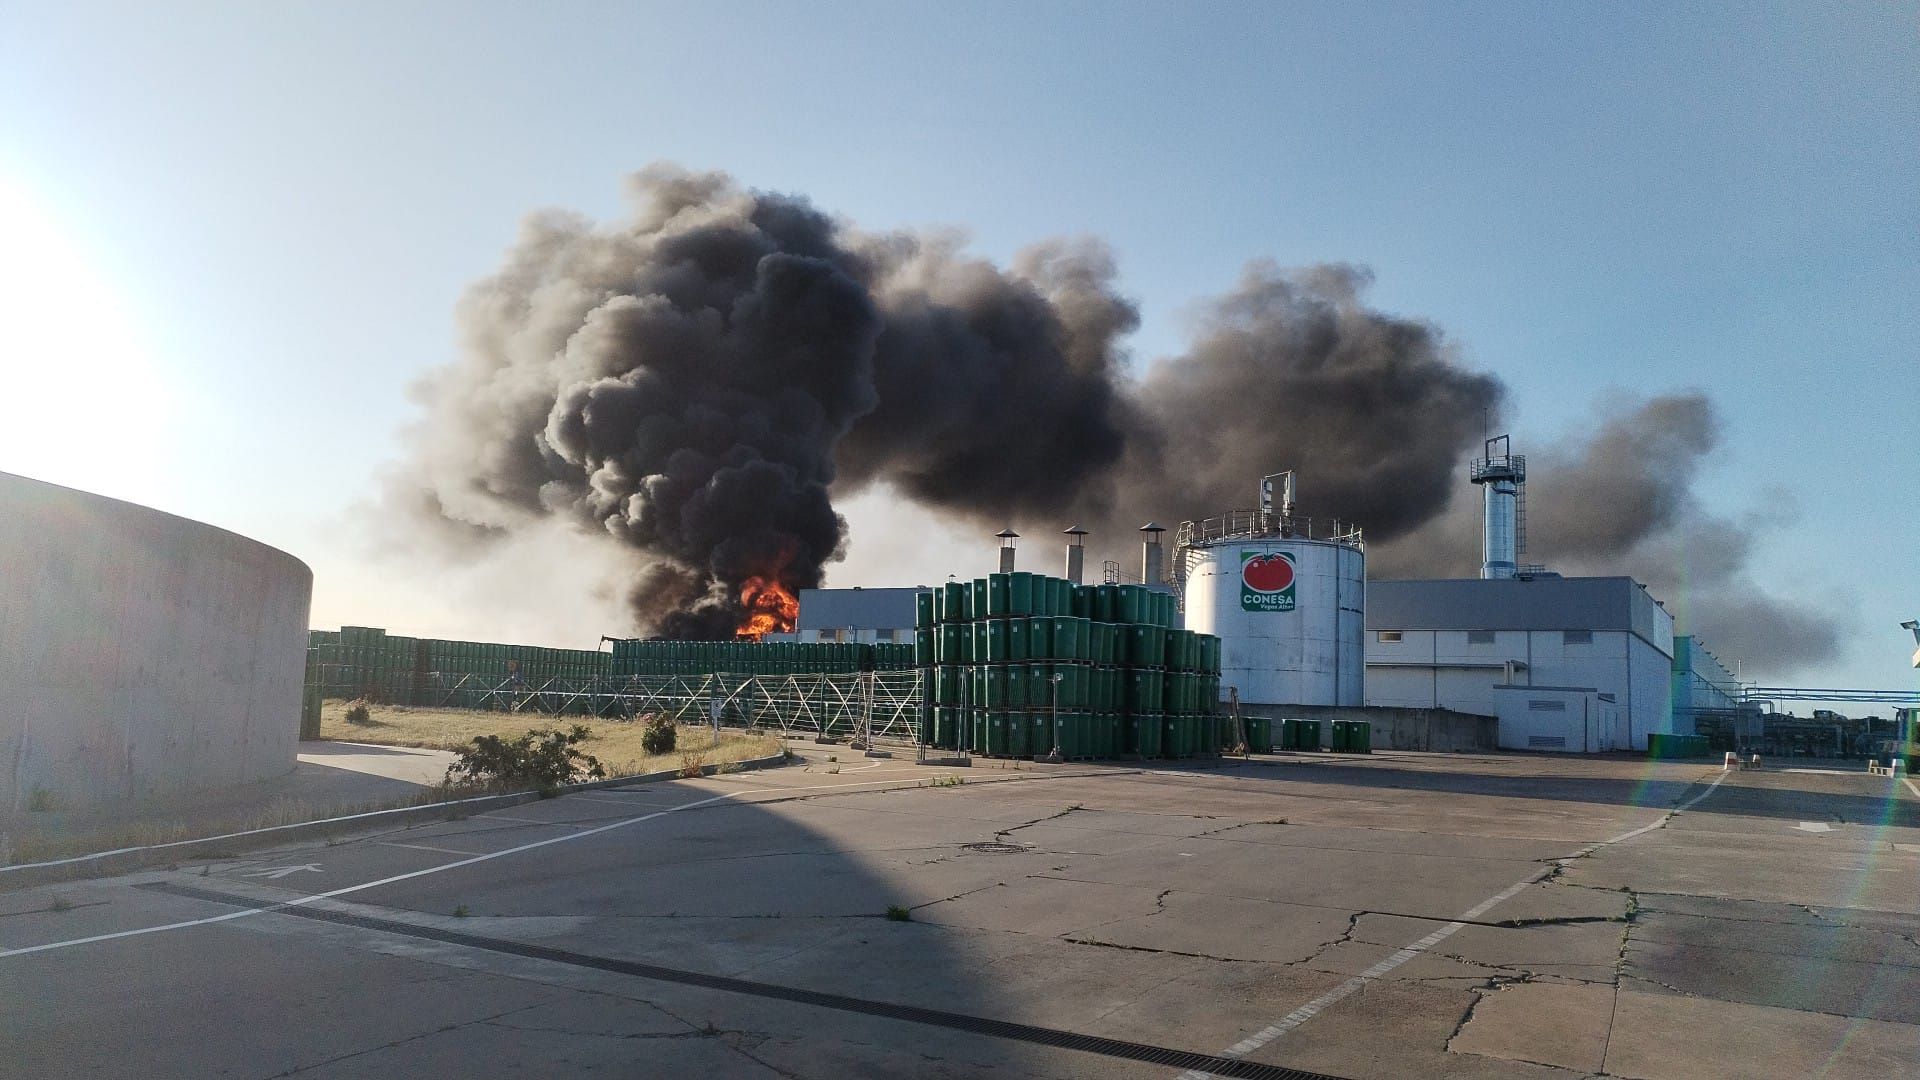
[483,1019,768,1042]
[994,804,1085,840]
[264,1002,546,1077]
[1060,935,1260,963]
[909,881,1004,911]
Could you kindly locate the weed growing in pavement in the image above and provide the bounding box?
[678,751,709,779]
[26,787,57,813]
[885,905,912,922]
[48,896,73,913]
[452,905,469,918]
[930,776,965,788]
[716,760,744,775]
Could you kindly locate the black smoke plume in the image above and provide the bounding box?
[399,166,881,637]
[397,165,1845,670]
[1083,262,1503,540]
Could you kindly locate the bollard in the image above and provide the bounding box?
[1748,754,1762,770]
[1724,751,1739,772]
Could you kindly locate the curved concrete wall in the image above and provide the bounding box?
[0,472,312,811]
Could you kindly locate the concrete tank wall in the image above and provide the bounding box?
[1185,537,1365,709]
[0,472,312,811]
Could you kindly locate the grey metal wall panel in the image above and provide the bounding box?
[794,587,927,632]
[1367,577,1648,635]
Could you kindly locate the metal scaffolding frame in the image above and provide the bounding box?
[315,666,929,747]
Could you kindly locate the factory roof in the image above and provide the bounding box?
[1367,576,1672,653]
[793,586,928,632]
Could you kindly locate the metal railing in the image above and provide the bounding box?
[1174,511,1364,551]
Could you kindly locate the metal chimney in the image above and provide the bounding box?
[1063,525,1089,584]
[1469,435,1527,580]
[996,528,1020,573]
[1140,522,1166,585]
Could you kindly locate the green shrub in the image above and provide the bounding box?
[885,905,912,922]
[345,700,372,725]
[641,714,677,755]
[445,725,604,791]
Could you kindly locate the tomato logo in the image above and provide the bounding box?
[1239,550,1297,612]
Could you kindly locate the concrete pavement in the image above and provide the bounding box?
[2,747,1915,1078]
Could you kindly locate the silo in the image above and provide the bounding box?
[1178,510,1365,710]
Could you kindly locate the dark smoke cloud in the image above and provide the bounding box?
[833,235,1140,520]
[396,164,1848,669]
[1077,262,1503,542]
[398,165,881,637]
[1369,394,1843,674]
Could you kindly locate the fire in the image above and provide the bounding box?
[736,575,799,640]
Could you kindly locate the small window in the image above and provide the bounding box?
[875,628,896,642]
[1467,630,1496,645]
[1376,630,1403,643]
[1563,630,1593,646]
[816,629,837,642]
[1528,735,1567,748]
[1529,700,1568,711]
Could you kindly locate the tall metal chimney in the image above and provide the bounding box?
[996,528,1020,573]
[1469,435,1527,579]
[1140,522,1165,585]
[1063,525,1089,584]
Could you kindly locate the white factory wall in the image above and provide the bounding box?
[1491,685,1624,752]
[1365,627,1676,750]
[0,472,312,810]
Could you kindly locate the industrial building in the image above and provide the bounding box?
[1358,438,1687,752]
[788,586,926,643]
[777,441,1751,757]
[1671,635,1743,736]
[1363,576,1676,751]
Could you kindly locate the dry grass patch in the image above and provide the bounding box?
[318,701,776,778]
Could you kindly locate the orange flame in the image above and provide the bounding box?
[736,575,799,640]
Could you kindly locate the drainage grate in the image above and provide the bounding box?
[962,841,1031,855]
[142,881,1346,1080]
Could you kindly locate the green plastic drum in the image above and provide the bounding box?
[1007,618,1029,662]
[988,573,1012,616]
[1015,664,1038,708]
[1009,572,1035,615]
[1028,616,1054,660]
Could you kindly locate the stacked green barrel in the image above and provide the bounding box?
[916,573,1221,760]
[306,626,420,703]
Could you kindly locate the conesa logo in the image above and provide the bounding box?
[1239,550,1296,612]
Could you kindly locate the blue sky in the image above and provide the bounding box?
[2,2,1914,695]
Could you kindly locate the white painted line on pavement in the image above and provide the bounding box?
[0,775,950,961]
[1903,778,1920,800]
[376,841,486,857]
[0,789,531,876]
[483,813,588,829]
[1178,770,1731,1078]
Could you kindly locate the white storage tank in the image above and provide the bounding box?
[1181,525,1365,709]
